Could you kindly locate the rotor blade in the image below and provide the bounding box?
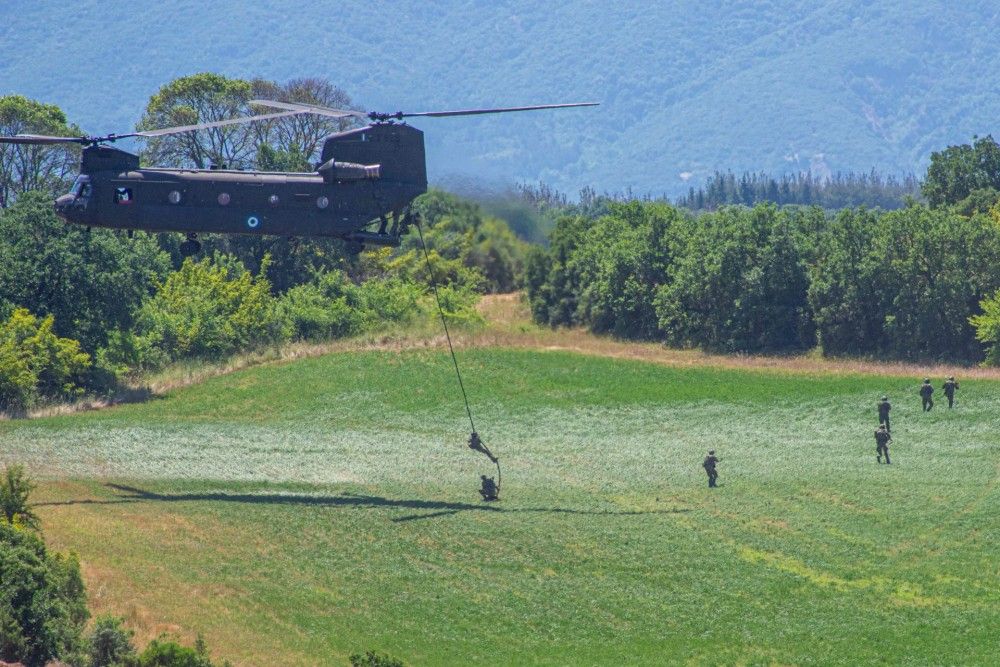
[0,134,88,145]
[250,99,367,120]
[400,102,600,118]
[133,110,307,138]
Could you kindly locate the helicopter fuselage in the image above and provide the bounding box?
[54,123,428,246]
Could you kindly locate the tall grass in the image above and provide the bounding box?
[7,348,999,664]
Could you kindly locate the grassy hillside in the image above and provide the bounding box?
[4,1,1000,193]
[3,343,999,664]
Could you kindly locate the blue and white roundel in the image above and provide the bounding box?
[247,215,260,229]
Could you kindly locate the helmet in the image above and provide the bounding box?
[881,395,888,401]
[948,376,955,381]
[923,378,930,383]
[708,450,716,455]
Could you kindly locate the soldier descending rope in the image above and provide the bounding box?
[415,215,503,501]
[469,432,501,501]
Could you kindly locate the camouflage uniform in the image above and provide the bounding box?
[877,396,891,433]
[703,451,720,488]
[479,475,499,501]
[943,377,959,408]
[875,425,891,464]
[920,379,934,412]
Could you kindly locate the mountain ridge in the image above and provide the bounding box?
[2,0,999,194]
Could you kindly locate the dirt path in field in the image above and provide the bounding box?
[9,292,998,420]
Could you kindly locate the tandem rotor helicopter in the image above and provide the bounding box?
[0,99,597,256]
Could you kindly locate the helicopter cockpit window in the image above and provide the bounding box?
[71,175,92,198]
[114,187,133,205]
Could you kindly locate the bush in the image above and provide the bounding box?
[0,191,171,351]
[350,650,405,667]
[280,270,364,341]
[425,284,485,327]
[279,271,428,342]
[406,189,527,293]
[97,329,169,379]
[355,277,425,328]
[132,636,217,667]
[0,464,39,529]
[0,519,88,666]
[88,615,136,667]
[0,307,92,410]
[970,290,1000,365]
[129,255,287,367]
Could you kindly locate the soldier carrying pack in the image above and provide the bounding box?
[920,378,934,412]
[875,424,892,464]
[703,450,721,488]
[943,376,959,408]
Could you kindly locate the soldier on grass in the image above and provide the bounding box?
[703,450,720,488]
[920,378,934,412]
[877,395,891,433]
[875,423,891,464]
[943,376,959,408]
[479,475,499,501]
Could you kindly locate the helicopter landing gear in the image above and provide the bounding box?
[180,233,201,257]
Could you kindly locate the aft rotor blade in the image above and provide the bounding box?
[400,102,600,118]
[249,99,367,120]
[133,110,307,138]
[0,134,88,145]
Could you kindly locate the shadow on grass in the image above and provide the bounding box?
[103,483,501,513]
[40,483,691,522]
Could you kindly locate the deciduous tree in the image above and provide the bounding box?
[0,95,80,208]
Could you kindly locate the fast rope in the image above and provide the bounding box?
[414,216,502,498]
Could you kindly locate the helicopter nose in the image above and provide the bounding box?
[54,193,74,214]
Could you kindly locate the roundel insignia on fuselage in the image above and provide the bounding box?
[247,215,260,229]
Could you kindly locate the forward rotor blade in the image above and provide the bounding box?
[133,110,307,138]
[0,134,88,145]
[1,110,307,146]
[250,99,367,120]
[400,102,600,118]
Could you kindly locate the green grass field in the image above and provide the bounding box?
[3,346,999,665]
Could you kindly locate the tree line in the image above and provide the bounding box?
[525,137,1000,364]
[675,169,922,211]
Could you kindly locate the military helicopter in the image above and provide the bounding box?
[0,100,597,256]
